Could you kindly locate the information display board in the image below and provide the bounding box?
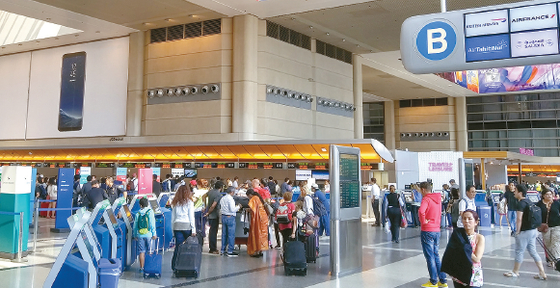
[339,154,360,209]
[401,0,560,74]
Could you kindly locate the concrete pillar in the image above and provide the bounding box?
[232,15,259,140]
[384,100,396,150]
[353,54,363,139]
[455,96,468,151]
[126,32,144,137]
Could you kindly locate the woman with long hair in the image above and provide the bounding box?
[46,177,57,219]
[384,185,403,243]
[246,188,269,257]
[171,185,196,245]
[536,188,560,269]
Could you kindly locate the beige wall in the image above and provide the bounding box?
[256,20,354,139]
[143,18,233,137]
[395,97,457,151]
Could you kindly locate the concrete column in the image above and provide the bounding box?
[232,15,259,140]
[455,96,468,151]
[126,32,144,137]
[353,54,363,139]
[384,100,396,150]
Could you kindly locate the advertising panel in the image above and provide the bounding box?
[171,168,184,178]
[137,168,153,195]
[25,37,129,139]
[464,10,509,37]
[151,167,161,182]
[465,34,510,62]
[510,3,558,32]
[0,53,31,140]
[79,167,91,185]
[510,29,559,57]
[295,169,312,181]
[115,167,127,182]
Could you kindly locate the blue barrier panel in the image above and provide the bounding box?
[53,168,75,232]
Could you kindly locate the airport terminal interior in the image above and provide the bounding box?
[1,0,560,287]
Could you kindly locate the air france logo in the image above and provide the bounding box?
[416,21,456,61]
[512,14,556,22]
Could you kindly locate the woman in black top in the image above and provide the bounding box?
[385,185,403,243]
[536,188,560,269]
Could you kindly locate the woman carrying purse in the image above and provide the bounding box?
[536,188,560,269]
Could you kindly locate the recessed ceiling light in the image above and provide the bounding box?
[165,18,171,22]
[356,44,360,47]
[326,32,330,36]
[309,26,313,29]
[321,148,327,152]
[342,39,346,42]
[46,17,51,21]
[95,31,100,33]
[291,17,295,20]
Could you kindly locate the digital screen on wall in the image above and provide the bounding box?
[312,170,329,180]
[339,154,360,209]
[184,169,197,178]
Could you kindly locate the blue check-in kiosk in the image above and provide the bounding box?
[111,197,130,270]
[44,209,102,288]
[157,192,171,208]
[89,200,124,264]
[130,194,172,249]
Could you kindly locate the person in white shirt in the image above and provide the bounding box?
[457,185,477,229]
[171,185,196,245]
[371,178,381,226]
[219,187,242,257]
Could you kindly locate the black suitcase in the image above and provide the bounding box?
[304,232,319,263]
[172,235,203,278]
[282,241,307,276]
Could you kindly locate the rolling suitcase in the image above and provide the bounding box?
[282,240,307,276]
[172,234,203,278]
[303,231,319,263]
[143,238,162,279]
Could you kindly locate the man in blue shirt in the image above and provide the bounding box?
[313,184,330,237]
[219,187,242,257]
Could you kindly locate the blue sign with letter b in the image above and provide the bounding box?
[416,21,457,61]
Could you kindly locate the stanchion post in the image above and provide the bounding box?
[34,201,39,253]
[12,212,27,263]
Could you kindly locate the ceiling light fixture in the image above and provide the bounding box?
[321,148,327,152]
[342,39,346,42]
[309,26,313,29]
[326,32,330,36]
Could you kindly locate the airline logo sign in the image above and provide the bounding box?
[466,34,510,62]
[511,29,559,57]
[465,10,509,37]
[415,21,457,61]
[510,3,558,32]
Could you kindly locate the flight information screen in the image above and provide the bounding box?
[339,153,360,209]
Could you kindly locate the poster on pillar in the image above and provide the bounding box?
[418,152,463,190]
[151,168,161,182]
[79,167,91,185]
[138,168,153,195]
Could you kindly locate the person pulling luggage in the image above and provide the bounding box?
[133,197,157,273]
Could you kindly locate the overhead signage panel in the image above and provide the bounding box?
[464,10,509,37]
[510,3,558,32]
[401,0,560,74]
[511,29,559,57]
[465,34,510,62]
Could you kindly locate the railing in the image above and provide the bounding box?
[32,199,80,254]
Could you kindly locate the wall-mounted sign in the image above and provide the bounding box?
[519,148,535,155]
[296,169,312,181]
[428,162,453,172]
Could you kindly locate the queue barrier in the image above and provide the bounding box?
[0,210,25,263]
[32,199,80,254]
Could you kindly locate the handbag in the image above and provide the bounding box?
[264,202,274,215]
[538,205,551,233]
[400,206,408,228]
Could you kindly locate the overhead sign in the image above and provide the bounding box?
[401,0,560,74]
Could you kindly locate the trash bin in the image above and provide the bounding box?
[477,206,492,227]
[98,258,121,288]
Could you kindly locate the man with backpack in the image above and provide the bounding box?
[312,184,330,237]
[133,197,157,273]
[503,184,547,280]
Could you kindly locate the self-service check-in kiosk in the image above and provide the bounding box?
[130,194,173,249]
[44,209,102,288]
[89,200,124,262]
[157,192,170,208]
[111,197,130,270]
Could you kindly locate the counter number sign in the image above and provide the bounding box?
[416,21,457,61]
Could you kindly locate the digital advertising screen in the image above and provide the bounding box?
[339,154,360,209]
[184,169,197,178]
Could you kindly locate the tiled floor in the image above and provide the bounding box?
[1,217,559,287]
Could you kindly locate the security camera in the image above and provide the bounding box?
[147,90,155,98]
[157,89,164,97]
[174,88,183,96]
[167,88,174,96]
[201,86,209,94]
[211,85,220,93]
[190,87,198,94]
[183,87,190,95]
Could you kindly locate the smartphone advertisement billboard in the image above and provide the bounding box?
[0,37,128,140]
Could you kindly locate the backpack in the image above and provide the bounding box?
[127,178,136,191]
[137,209,151,235]
[524,199,542,230]
[312,194,327,217]
[451,199,462,226]
[37,185,47,200]
[276,203,293,224]
[161,179,170,192]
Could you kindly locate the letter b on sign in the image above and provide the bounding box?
[416,21,456,61]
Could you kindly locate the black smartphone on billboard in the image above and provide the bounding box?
[58,51,86,131]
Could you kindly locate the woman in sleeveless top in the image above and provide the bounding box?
[452,209,485,288]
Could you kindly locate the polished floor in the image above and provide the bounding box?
[1,217,559,288]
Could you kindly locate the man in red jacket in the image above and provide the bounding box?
[418,182,448,288]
